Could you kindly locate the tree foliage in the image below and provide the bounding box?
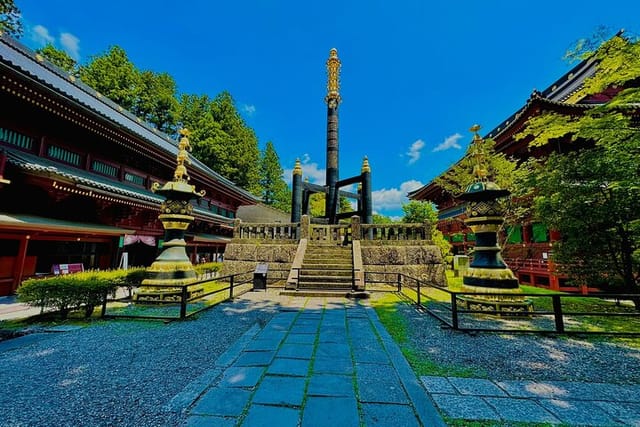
[37,44,77,73]
[79,46,142,111]
[519,33,640,296]
[401,200,451,256]
[260,141,291,212]
[0,0,22,37]
[401,200,438,224]
[133,71,179,134]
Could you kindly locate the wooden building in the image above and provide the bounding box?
[0,34,259,295]
[408,39,626,292]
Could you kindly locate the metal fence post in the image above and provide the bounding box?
[180,286,188,319]
[397,274,402,292]
[552,295,565,333]
[101,290,108,318]
[417,280,421,307]
[451,293,459,330]
[229,275,235,299]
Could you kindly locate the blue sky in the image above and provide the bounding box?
[14,1,640,219]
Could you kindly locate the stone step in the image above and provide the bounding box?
[300,264,353,276]
[279,289,370,298]
[299,274,353,282]
[297,281,353,290]
[302,259,353,265]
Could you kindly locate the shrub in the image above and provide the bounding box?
[18,270,120,319]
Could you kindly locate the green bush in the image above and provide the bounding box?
[18,270,121,319]
[194,262,222,276]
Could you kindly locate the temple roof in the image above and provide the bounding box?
[5,148,235,225]
[0,33,259,206]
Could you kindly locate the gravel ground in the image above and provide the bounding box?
[384,294,640,385]
[2,290,640,427]
[0,293,280,427]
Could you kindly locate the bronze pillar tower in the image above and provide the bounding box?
[325,48,341,224]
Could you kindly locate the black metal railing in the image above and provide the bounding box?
[364,271,640,336]
[100,270,255,321]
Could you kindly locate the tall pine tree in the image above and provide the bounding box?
[260,141,291,212]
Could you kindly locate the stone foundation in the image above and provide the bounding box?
[221,241,298,281]
[360,243,446,287]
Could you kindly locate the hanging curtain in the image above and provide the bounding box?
[123,235,156,246]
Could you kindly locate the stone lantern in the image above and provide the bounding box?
[457,125,532,313]
[134,129,205,303]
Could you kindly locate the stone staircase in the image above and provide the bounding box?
[297,242,354,291]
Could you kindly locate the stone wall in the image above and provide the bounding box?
[221,241,298,281]
[360,242,446,287]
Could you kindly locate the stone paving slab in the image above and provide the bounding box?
[361,402,421,427]
[266,357,311,376]
[251,375,306,406]
[219,366,265,388]
[241,404,299,427]
[186,414,236,427]
[190,387,252,417]
[307,373,356,397]
[431,394,502,420]
[312,356,353,375]
[538,399,621,426]
[277,342,315,359]
[593,401,640,425]
[448,377,508,397]
[484,397,561,424]
[234,350,275,367]
[301,396,359,427]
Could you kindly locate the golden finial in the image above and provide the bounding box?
[470,124,488,181]
[174,128,192,182]
[293,158,303,176]
[325,48,341,106]
[361,156,371,173]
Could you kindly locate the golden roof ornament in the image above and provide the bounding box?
[361,156,371,173]
[470,124,488,182]
[293,158,303,176]
[325,48,341,106]
[151,128,205,197]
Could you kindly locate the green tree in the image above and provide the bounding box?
[0,0,22,37]
[36,44,77,73]
[372,214,395,224]
[79,45,142,111]
[518,32,640,300]
[260,141,291,212]
[401,200,451,257]
[133,71,179,134]
[401,200,438,224]
[210,92,261,194]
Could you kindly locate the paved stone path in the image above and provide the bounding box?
[422,375,640,426]
[165,296,446,427]
[4,291,640,426]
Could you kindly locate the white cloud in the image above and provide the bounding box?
[242,104,256,116]
[59,32,80,60]
[372,179,424,213]
[29,25,81,61]
[283,154,325,185]
[406,139,425,165]
[31,25,54,46]
[432,133,463,152]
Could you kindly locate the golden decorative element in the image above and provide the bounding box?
[35,54,44,62]
[325,48,341,105]
[174,128,193,182]
[361,156,371,173]
[293,158,303,176]
[470,124,488,181]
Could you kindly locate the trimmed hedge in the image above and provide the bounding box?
[17,268,145,319]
